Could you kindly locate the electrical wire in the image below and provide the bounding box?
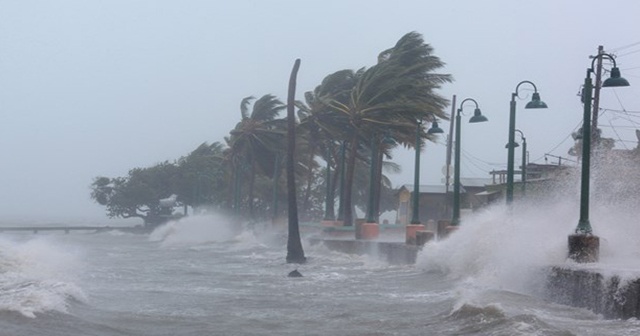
[617,48,640,58]
[608,118,628,149]
[460,150,493,175]
[460,148,504,167]
[610,41,640,52]
[612,89,627,112]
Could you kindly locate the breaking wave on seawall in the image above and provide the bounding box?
[417,191,640,300]
[0,237,86,318]
[148,214,266,248]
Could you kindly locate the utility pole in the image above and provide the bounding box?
[591,45,604,143]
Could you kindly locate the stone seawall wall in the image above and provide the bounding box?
[545,266,640,319]
[308,238,419,265]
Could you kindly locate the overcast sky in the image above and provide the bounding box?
[1,1,639,223]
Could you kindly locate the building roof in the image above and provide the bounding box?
[400,184,469,194]
[458,177,495,187]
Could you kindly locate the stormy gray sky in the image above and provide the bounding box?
[1,1,639,223]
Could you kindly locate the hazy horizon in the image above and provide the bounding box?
[2,1,639,223]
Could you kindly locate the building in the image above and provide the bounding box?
[395,178,494,225]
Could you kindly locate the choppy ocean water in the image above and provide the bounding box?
[2,202,640,336]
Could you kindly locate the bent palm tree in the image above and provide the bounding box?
[226,94,287,221]
[322,32,452,227]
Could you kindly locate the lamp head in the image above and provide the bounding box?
[469,108,488,123]
[573,127,583,140]
[602,67,630,87]
[427,121,444,134]
[525,92,548,109]
[505,142,520,149]
[382,134,395,145]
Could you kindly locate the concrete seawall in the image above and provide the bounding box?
[309,236,640,320]
[308,238,420,265]
[545,266,640,319]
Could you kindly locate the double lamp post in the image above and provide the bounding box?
[569,52,629,262]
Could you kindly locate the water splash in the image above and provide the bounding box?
[0,237,86,318]
[149,214,240,247]
[418,161,640,297]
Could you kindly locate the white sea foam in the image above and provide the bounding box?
[417,198,583,295]
[417,175,640,299]
[0,237,86,318]
[149,214,241,247]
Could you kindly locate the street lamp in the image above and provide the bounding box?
[336,141,346,225]
[322,146,335,224]
[506,130,527,196]
[410,120,444,225]
[506,81,547,204]
[406,120,443,244]
[272,153,282,224]
[516,129,527,196]
[451,99,488,226]
[569,52,629,262]
[365,134,380,225]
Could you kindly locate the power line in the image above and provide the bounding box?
[601,107,640,114]
[608,119,628,149]
[610,41,640,52]
[600,124,640,129]
[460,150,493,175]
[617,48,640,58]
[612,88,628,112]
[460,148,503,167]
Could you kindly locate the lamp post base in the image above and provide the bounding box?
[437,220,450,239]
[441,225,459,239]
[415,230,435,246]
[406,224,425,244]
[568,234,599,263]
[361,222,379,240]
[321,220,337,227]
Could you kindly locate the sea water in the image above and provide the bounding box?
[2,204,640,336]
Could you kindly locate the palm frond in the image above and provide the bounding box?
[240,96,255,119]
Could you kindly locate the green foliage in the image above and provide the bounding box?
[90,161,180,225]
[90,31,452,226]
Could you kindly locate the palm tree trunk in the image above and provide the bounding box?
[374,149,384,222]
[248,161,255,221]
[342,131,359,227]
[336,141,346,221]
[301,138,316,220]
[286,59,306,264]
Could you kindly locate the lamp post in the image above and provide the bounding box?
[506,81,547,204]
[569,52,629,262]
[509,129,527,196]
[322,146,335,225]
[335,141,346,225]
[410,120,423,226]
[272,154,281,224]
[451,99,488,226]
[406,120,443,244]
[362,134,380,239]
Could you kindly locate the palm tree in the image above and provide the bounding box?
[226,94,287,222]
[176,142,226,213]
[286,59,306,264]
[295,70,360,220]
[320,32,452,227]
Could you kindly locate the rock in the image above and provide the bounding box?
[288,269,303,278]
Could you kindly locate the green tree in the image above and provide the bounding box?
[319,32,452,226]
[90,161,182,226]
[226,94,287,221]
[175,142,227,213]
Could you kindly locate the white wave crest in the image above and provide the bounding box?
[149,214,240,247]
[0,237,86,318]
